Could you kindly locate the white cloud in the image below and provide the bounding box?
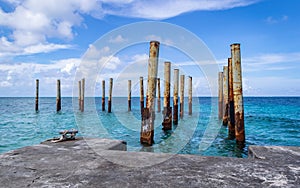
[265,15,288,24]
[109,35,127,43]
[0,0,258,57]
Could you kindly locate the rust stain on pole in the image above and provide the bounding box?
[108,78,113,113]
[128,80,131,111]
[140,77,144,116]
[228,58,235,139]
[81,78,85,112]
[102,80,105,111]
[56,79,61,112]
[78,81,81,111]
[188,76,192,115]
[173,69,179,124]
[218,72,223,119]
[157,78,161,113]
[141,40,159,145]
[35,79,39,112]
[180,74,185,119]
[231,43,245,145]
[162,61,172,130]
[223,66,229,126]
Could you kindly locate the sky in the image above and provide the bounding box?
[0,0,299,97]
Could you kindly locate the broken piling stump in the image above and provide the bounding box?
[102,80,105,111]
[223,66,229,126]
[162,62,172,130]
[173,69,179,124]
[108,78,113,113]
[35,79,39,112]
[180,75,185,119]
[56,79,61,112]
[228,58,235,139]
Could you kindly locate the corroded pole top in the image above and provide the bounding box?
[230,43,240,50]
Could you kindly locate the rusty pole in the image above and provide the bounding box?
[81,78,85,112]
[173,69,179,124]
[56,79,61,112]
[180,75,185,118]
[128,80,131,111]
[35,79,39,112]
[231,43,245,145]
[188,76,192,115]
[228,58,235,139]
[162,61,172,130]
[78,80,81,111]
[140,76,144,116]
[218,72,223,119]
[140,41,160,145]
[157,78,161,113]
[108,78,113,113]
[223,66,229,126]
[102,80,105,111]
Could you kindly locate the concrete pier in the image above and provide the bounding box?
[180,75,185,119]
[231,43,245,145]
[140,77,144,116]
[102,80,105,111]
[56,79,61,112]
[162,62,172,130]
[218,72,223,119]
[81,78,85,112]
[222,66,229,126]
[128,80,131,112]
[141,41,160,145]
[35,79,39,112]
[0,138,299,187]
[108,78,113,113]
[173,69,179,124]
[228,58,235,139]
[188,76,192,115]
[157,78,161,113]
[78,81,82,111]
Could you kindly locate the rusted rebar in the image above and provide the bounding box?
[141,41,160,145]
[218,72,223,119]
[140,76,144,116]
[188,76,192,115]
[173,69,179,124]
[162,62,172,130]
[157,78,161,113]
[180,75,185,119]
[231,43,245,145]
[102,80,105,111]
[228,58,235,139]
[108,78,113,113]
[128,80,131,111]
[223,66,229,126]
[56,79,61,112]
[35,79,39,112]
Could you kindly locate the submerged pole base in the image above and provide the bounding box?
[108,100,112,113]
[162,107,172,130]
[140,108,154,145]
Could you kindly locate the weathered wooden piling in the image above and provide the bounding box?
[108,78,113,113]
[56,79,61,112]
[157,78,161,113]
[223,66,229,126]
[81,78,85,112]
[162,62,172,130]
[188,76,192,115]
[102,80,105,111]
[140,77,144,115]
[128,80,131,111]
[35,79,39,112]
[231,43,245,145]
[228,58,235,139]
[141,41,160,145]
[173,69,179,124]
[180,75,185,118]
[218,72,223,119]
[78,81,81,111]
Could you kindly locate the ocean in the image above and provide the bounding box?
[0,97,299,158]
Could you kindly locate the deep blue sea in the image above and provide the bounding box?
[0,97,299,158]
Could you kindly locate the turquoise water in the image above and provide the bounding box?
[0,97,299,158]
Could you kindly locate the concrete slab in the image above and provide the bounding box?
[0,138,299,187]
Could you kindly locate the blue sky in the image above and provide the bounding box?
[0,0,299,97]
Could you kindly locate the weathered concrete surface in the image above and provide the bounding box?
[0,138,299,188]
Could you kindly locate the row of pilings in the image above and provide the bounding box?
[219,43,245,146]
